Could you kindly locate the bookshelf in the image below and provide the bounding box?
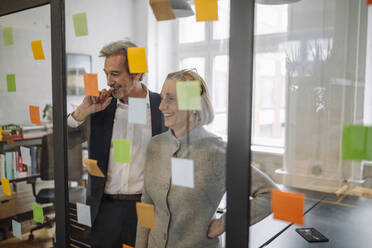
[0,135,43,192]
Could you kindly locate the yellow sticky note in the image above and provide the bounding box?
[31,40,45,60]
[1,177,11,196]
[127,47,148,74]
[84,73,99,97]
[29,106,41,125]
[149,0,176,21]
[195,0,218,22]
[272,189,305,225]
[136,202,156,229]
[83,159,105,177]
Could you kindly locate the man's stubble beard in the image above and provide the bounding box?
[112,84,134,101]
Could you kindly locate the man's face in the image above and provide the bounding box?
[104,54,134,100]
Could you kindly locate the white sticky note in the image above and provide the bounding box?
[76,202,91,227]
[12,220,22,240]
[171,157,194,188]
[20,146,31,166]
[128,97,147,125]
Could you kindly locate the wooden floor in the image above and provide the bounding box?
[0,226,54,248]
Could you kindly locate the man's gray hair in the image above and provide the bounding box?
[99,40,137,57]
[99,40,143,80]
[166,69,214,127]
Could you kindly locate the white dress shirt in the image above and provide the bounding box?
[67,88,152,195]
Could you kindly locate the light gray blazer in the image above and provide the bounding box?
[135,127,276,248]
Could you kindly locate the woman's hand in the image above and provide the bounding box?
[207,218,224,238]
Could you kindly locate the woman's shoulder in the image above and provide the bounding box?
[197,129,226,153]
[147,130,173,149]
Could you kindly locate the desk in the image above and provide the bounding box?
[250,198,321,248]
[252,188,372,248]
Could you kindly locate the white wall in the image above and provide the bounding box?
[65,0,136,112]
[0,5,52,125]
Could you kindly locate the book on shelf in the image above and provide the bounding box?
[0,124,23,141]
[0,149,38,180]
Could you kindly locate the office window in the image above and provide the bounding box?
[177,1,288,147]
[180,57,205,79]
[179,6,205,43]
[177,1,230,139]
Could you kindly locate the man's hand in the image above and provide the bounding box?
[207,218,224,238]
[72,88,113,122]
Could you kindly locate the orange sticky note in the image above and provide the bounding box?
[272,189,305,225]
[367,0,372,5]
[122,245,134,248]
[31,40,45,60]
[1,177,11,196]
[136,202,156,229]
[127,47,148,74]
[149,0,175,21]
[195,0,218,22]
[29,106,41,125]
[83,158,105,178]
[83,73,99,97]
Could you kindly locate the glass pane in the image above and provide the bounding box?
[213,1,230,40]
[255,3,288,35]
[253,52,286,147]
[62,0,231,247]
[180,57,205,79]
[212,55,228,111]
[179,5,205,43]
[251,1,371,247]
[0,4,53,245]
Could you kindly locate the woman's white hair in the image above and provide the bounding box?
[166,69,214,127]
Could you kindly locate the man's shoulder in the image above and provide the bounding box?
[148,90,161,102]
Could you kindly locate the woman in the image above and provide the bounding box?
[135,69,276,248]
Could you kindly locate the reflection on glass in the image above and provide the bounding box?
[255,3,288,35]
[253,52,286,147]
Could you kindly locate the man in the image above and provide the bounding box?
[67,40,167,248]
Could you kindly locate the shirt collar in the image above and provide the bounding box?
[167,126,213,145]
[116,83,150,108]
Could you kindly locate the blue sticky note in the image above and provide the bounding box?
[128,97,147,125]
[12,220,22,240]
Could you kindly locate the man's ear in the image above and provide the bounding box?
[132,73,143,82]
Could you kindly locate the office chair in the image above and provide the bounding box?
[28,133,85,241]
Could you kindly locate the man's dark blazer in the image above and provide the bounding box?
[80,90,167,224]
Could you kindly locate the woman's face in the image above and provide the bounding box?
[159,79,190,136]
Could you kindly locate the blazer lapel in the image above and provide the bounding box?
[101,98,117,175]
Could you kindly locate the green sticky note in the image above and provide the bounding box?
[3,27,14,46]
[342,125,372,161]
[113,139,131,163]
[72,13,88,37]
[32,203,44,224]
[176,80,201,110]
[7,74,16,92]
